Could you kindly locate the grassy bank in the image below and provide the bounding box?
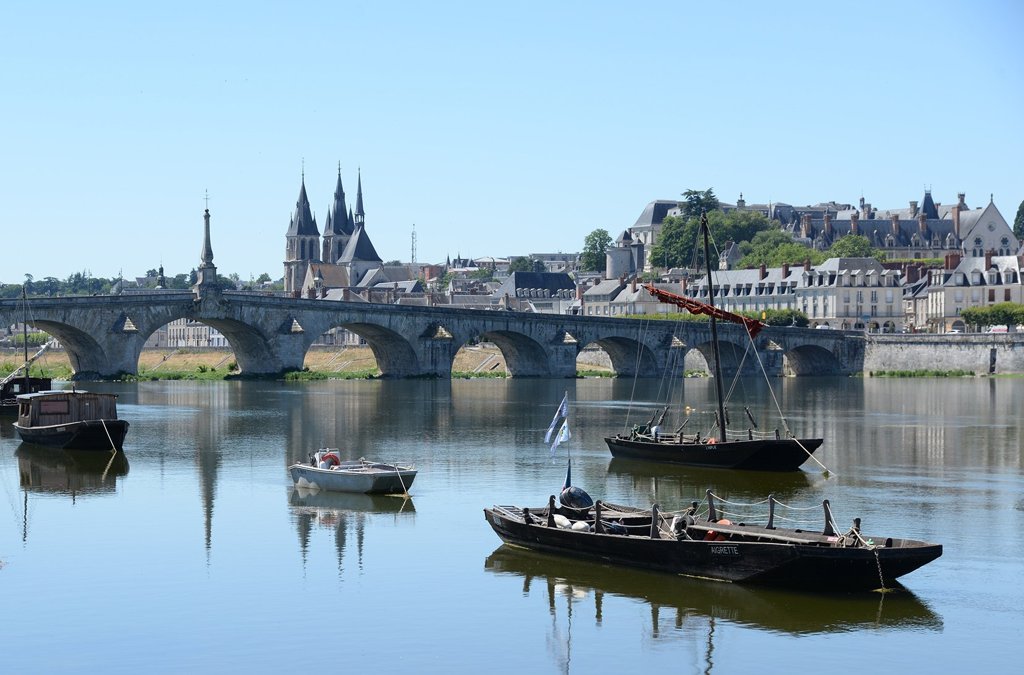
[0,345,614,380]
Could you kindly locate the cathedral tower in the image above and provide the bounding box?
[283,175,320,294]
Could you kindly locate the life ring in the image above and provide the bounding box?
[704,518,731,541]
[321,451,341,467]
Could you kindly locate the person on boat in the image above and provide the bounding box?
[651,424,661,441]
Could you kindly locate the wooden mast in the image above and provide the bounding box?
[700,210,728,441]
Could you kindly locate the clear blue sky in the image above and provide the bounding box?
[3,0,1021,283]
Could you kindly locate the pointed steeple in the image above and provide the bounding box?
[286,179,320,236]
[324,163,351,236]
[354,169,365,226]
[283,173,321,294]
[322,163,352,264]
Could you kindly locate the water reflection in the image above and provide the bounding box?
[16,445,129,497]
[289,488,415,575]
[605,457,815,504]
[485,545,942,641]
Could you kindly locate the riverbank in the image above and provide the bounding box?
[0,345,616,380]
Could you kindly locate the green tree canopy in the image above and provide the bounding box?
[470,267,494,281]
[650,209,773,271]
[961,303,1024,330]
[579,228,611,272]
[509,256,545,273]
[826,234,881,259]
[1014,199,1024,241]
[738,230,826,268]
[679,188,720,217]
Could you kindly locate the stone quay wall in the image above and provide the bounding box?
[863,334,1024,375]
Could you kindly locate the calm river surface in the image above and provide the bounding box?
[1,377,1022,673]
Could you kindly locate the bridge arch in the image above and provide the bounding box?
[781,344,843,376]
[476,329,552,377]
[30,319,119,378]
[579,335,662,377]
[317,322,420,378]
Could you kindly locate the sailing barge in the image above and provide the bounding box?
[605,211,822,471]
[484,491,941,591]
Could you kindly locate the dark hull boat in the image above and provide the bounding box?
[484,492,941,592]
[605,211,823,472]
[13,390,129,451]
[604,435,823,471]
[1,376,52,416]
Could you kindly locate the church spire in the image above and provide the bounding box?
[354,169,365,226]
[322,163,352,263]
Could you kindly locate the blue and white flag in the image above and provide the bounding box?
[550,420,571,456]
[544,393,569,443]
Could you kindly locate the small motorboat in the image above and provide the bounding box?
[288,449,416,495]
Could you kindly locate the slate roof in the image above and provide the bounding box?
[286,181,319,236]
[337,225,382,264]
[631,200,678,230]
[492,272,575,299]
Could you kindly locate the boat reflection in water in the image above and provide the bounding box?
[16,444,129,497]
[606,457,815,503]
[289,487,415,574]
[484,545,942,639]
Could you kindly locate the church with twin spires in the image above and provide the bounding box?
[282,165,385,296]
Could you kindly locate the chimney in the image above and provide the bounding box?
[860,199,869,220]
[851,213,859,236]
[824,212,833,235]
[782,263,790,278]
[952,202,961,240]
[759,264,767,280]
[945,252,961,270]
[891,213,900,235]
[909,200,918,217]
[801,214,811,238]
[803,258,812,273]
[631,277,637,293]
[918,213,927,234]
[958,192,966,209]
[905,265,919,283]
[985,249,993,270]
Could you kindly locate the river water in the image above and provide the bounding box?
[1,376,1021,673]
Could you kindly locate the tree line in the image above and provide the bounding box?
[2,270,279,298]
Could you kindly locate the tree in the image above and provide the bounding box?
[679,188,720,217]
[1014,199,1024,241]
[650,209,773,271]
[579,228,611,272]
[470,267,494,281]
[509,256,545,273]
[827,235,878,259]
[738,229,826,268]
[256,273,272,284]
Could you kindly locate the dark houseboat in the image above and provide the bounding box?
[13,390,129,451]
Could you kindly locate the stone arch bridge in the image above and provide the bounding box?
[1,290,865,379]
